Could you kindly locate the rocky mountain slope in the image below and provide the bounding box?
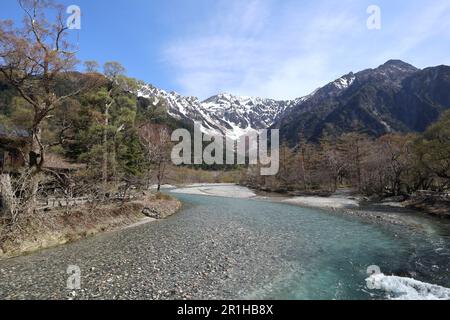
[138,60,450,143]
[138,86,307,139]
[273,60,450,144]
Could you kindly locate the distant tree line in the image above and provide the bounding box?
[242,111,450,197]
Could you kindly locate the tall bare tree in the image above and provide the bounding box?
[339,133,371,191]
[0,0,95,209]
[139,123,172,192]
[0,0,83,171]
[319,136,347,192]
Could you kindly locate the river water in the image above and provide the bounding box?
[0,188,449,300]
[173,192,450,300]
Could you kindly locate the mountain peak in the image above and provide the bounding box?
[203,92,236,103]
[379,59,418,72]
[216,92,233,98]
[139,85,299,139]
[138,61,448,142]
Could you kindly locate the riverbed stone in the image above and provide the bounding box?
[0,192,448,300]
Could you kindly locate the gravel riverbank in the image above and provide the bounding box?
[0,197,298,300]
[0,193,181,260]
[0,186,448,300]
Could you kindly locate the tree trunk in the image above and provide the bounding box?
[356,145,362,191]
[300,148,308,191]
[147,167,152,190]
[111,134,117,183]
[102,104,110,186]
[157,162,162,192]
[0,174,16,222]
[30,126,44,171]
[28,125,44,214]
[27,173,41,215]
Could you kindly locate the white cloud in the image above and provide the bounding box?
[162,0,450,100]
[375,0,450,66]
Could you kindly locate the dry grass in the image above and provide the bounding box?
[0,201,146,258]
[155,192,172,201]
[0,191,182,258]
[162,165,241,185]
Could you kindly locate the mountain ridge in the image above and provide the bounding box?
[137,60,450,142]
[138,85,308,139]
[273,60,450,143]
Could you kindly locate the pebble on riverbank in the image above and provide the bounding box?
[140,193,182,220]
[0,193,182,259]
[405,199,450,219]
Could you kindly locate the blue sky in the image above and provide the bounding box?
[2,0,450,100]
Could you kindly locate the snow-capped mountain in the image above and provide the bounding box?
[138,85,306,139]
[138,60,450,143]
[273,60,450,143]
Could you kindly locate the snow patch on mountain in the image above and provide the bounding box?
[333,73,356,90]
[138,61,418,140]
[138,85,308,140]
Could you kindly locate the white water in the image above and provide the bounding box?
[366,273,450,300]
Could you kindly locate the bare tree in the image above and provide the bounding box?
[139,123,172,192]
[276,142,296,190]
[297,133,313,191]
[319,137,347,192]
[0,169,38,227]
[339,133,371,191]
[0,0,95,209]
[84,60,99,73]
